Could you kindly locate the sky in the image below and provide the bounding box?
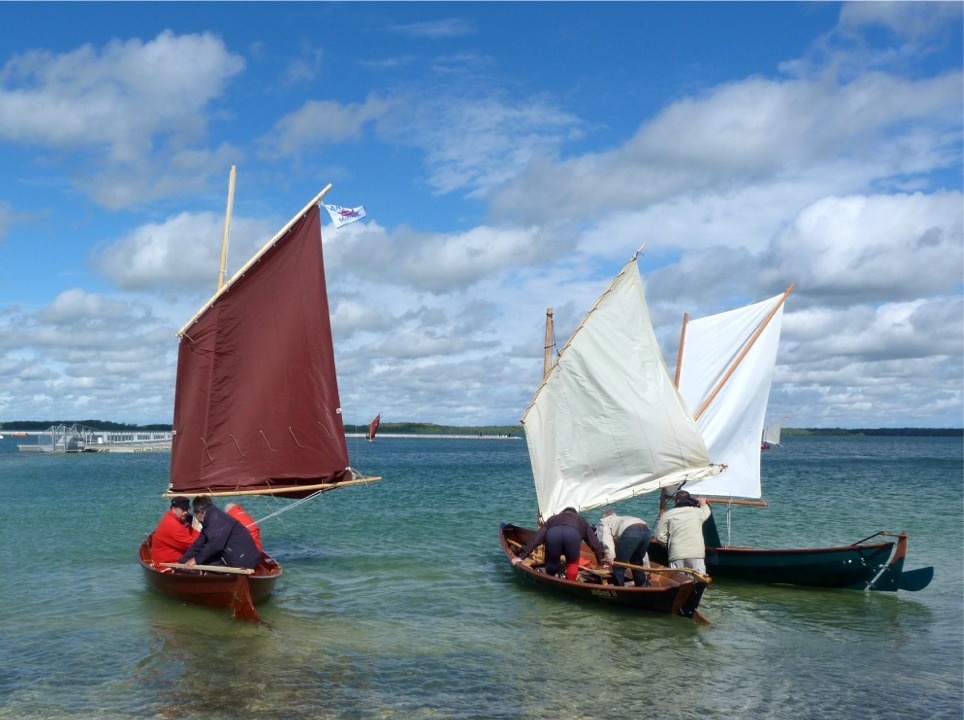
[0,2,961,429]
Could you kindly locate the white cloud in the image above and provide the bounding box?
[327,220,556,294]
[0,30,244,208]
[0,291,177,422]
[39,288,129,324]
[262,96,393,157]
[386,19,477,39]
[491,70,962,224]
[0,30,242,157]
[377,93,584,197]
[839,1,963,43]
[90,211,277,292]
[769,191,963,303]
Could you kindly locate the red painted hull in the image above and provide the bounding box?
[138,535,282,621]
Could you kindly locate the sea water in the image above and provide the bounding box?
[0,434,960,719]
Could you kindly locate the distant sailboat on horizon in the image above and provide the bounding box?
[366,413,382,441]
[761,418,783,450]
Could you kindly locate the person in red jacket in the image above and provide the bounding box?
[225,502,262,552]
[151,496,199,565]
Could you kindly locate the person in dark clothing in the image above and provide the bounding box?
[511,507,608,580]
[178,496,262,570]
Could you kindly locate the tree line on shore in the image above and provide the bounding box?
[0,420,960,437]
[0,420,172,432]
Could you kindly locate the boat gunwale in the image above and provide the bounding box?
[709,540,895,556]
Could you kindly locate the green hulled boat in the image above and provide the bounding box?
[649,514,933,592]
[661,288,932,593]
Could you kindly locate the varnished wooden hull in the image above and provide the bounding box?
[138,535,282,621]
[500,524,708,619]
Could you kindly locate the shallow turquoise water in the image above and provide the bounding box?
[0,434,960,719]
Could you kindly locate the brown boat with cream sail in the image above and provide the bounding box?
[500,248,724,620]
[139,172,380,621]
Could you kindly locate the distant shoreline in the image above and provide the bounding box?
[1,421,960,438]
[346,433,521,440]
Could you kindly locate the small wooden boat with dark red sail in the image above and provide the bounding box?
[503,250,724,621]
[139,175,380,622]
[366,413,381,441]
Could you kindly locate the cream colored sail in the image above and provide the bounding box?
[676,290,790,499]
[522,254,722,519]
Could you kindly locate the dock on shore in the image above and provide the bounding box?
[12,425,172,454]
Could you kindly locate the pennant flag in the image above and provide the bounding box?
[323,204,367,229]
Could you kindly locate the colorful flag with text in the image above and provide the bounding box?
[323,204,367,229]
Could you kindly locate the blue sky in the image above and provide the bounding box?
[0,2,961,428]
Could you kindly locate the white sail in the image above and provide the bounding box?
[522,256,722,519]
[762,420,782,447]
[676,291,789,500]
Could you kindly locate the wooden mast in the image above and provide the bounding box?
[523,245,646,424]
[674,312,689,388]
[692,284,794,422]
[536,307,554,527]
[217,165,236,291]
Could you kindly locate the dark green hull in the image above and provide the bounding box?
[648,515,933,592]
[704,541,896,589]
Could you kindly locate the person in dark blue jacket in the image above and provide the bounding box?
[511,507,607,580]
[178,496,262,570]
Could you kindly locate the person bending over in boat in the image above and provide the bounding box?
[654,490,711,574]
[151,496,200,566]
[597,510,652,587]
[178,496,262,570]
[225,502,262,553]
[511,507,607,580]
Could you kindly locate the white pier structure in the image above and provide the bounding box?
[17,424,172,454]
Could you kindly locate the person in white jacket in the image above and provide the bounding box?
[597,510,652,586]
[654,490,712,574]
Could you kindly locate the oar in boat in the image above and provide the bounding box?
[578,564,611,579]
[158,562,255,575]
[506,538,545,563]
[611,560,712,584]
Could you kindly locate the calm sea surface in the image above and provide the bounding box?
[1,434,961,719]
